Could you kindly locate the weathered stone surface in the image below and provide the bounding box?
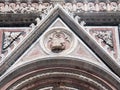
[0,3,120,90]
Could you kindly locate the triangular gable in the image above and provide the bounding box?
[0,5,120,77]
[9,18,107,69]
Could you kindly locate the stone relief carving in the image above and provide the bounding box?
[0,1,120,14]
[3,31,22,51]
[63,2,118,12]
[40,28,77,54]
[48,31,70,53]
[76,3,84,12]
[99,2,107,11]
[0,2,54,14]
[91,30,113,51]
[110,2,118,11]
[87,2,95,12]
[88,28,118,59]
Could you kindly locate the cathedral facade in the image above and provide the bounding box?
[0,0,120,90]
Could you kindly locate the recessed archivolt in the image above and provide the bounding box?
[9,72,108,90]
[0,57,119,90]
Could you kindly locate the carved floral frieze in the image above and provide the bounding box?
[0,2,53,14]
[0,1,119,14]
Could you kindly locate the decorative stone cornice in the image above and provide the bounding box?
[0,1,120,14]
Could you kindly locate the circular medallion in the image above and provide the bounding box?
[40,27,77,54]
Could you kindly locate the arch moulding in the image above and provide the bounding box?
[0,57,120,90]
